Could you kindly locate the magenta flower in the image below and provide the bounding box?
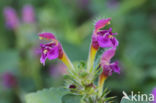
[22,5,35,24]
[2,72,17,88]
[100,48,120,76]
[3,7,19,29]
[39,32,63,65]
[152,88,156,103]
[92,18,118,49]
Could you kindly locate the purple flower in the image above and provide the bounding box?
[92,18,118,49]
[100,48,120,76]
[152,88,156,103]
[2,72,17,88]
[3,7,19,29]
[22,5,35,24]
[39,32,63,65]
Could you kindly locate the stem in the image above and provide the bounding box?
[87,45,98,73]
[98,73,107,97]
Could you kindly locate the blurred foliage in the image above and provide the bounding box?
[0,0,156,103]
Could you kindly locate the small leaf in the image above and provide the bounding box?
[25,87,70,103]
[62,94,82,103]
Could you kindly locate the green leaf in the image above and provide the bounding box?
[62,94,82,103]
[25,87,70,103]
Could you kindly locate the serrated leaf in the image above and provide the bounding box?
[62,94,82,103]
[25,87,70,103]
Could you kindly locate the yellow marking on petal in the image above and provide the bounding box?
[39,37,43,40]
[109,35,113,38]
[43,49,48,54]
[107,21,111,25]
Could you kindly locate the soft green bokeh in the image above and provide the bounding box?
[0,0,156,103]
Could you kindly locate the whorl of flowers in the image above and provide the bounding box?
[38,18,120,102]
[3,5,35,30]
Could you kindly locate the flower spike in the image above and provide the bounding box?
[93,18,118,49]
[87,18,118,72]
[3,7,19,30]
[22,5,35,24]
[36,18,121,102]
[38,32,74,72]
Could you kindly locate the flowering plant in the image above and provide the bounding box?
[26,18,120,103]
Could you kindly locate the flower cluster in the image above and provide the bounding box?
[38,18,120,102]
[92,18,118,49]
[88,18,120,76]
[3,5,35,30]
[39,32,63,65]
[3,7,19,30]
[22,5,35,24]
[2,72,17,88]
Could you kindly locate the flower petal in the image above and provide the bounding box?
[101,48,116,62]
[40,55,47,65]
[103,66,113,76]
[39,32,56,40]
[95,18,111,31]
[110,61,120,74]
[110,37,119,47]
[92,35,99,49]
[97,34,112,48]
[40,43,59,65]
[47,46,59,60]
